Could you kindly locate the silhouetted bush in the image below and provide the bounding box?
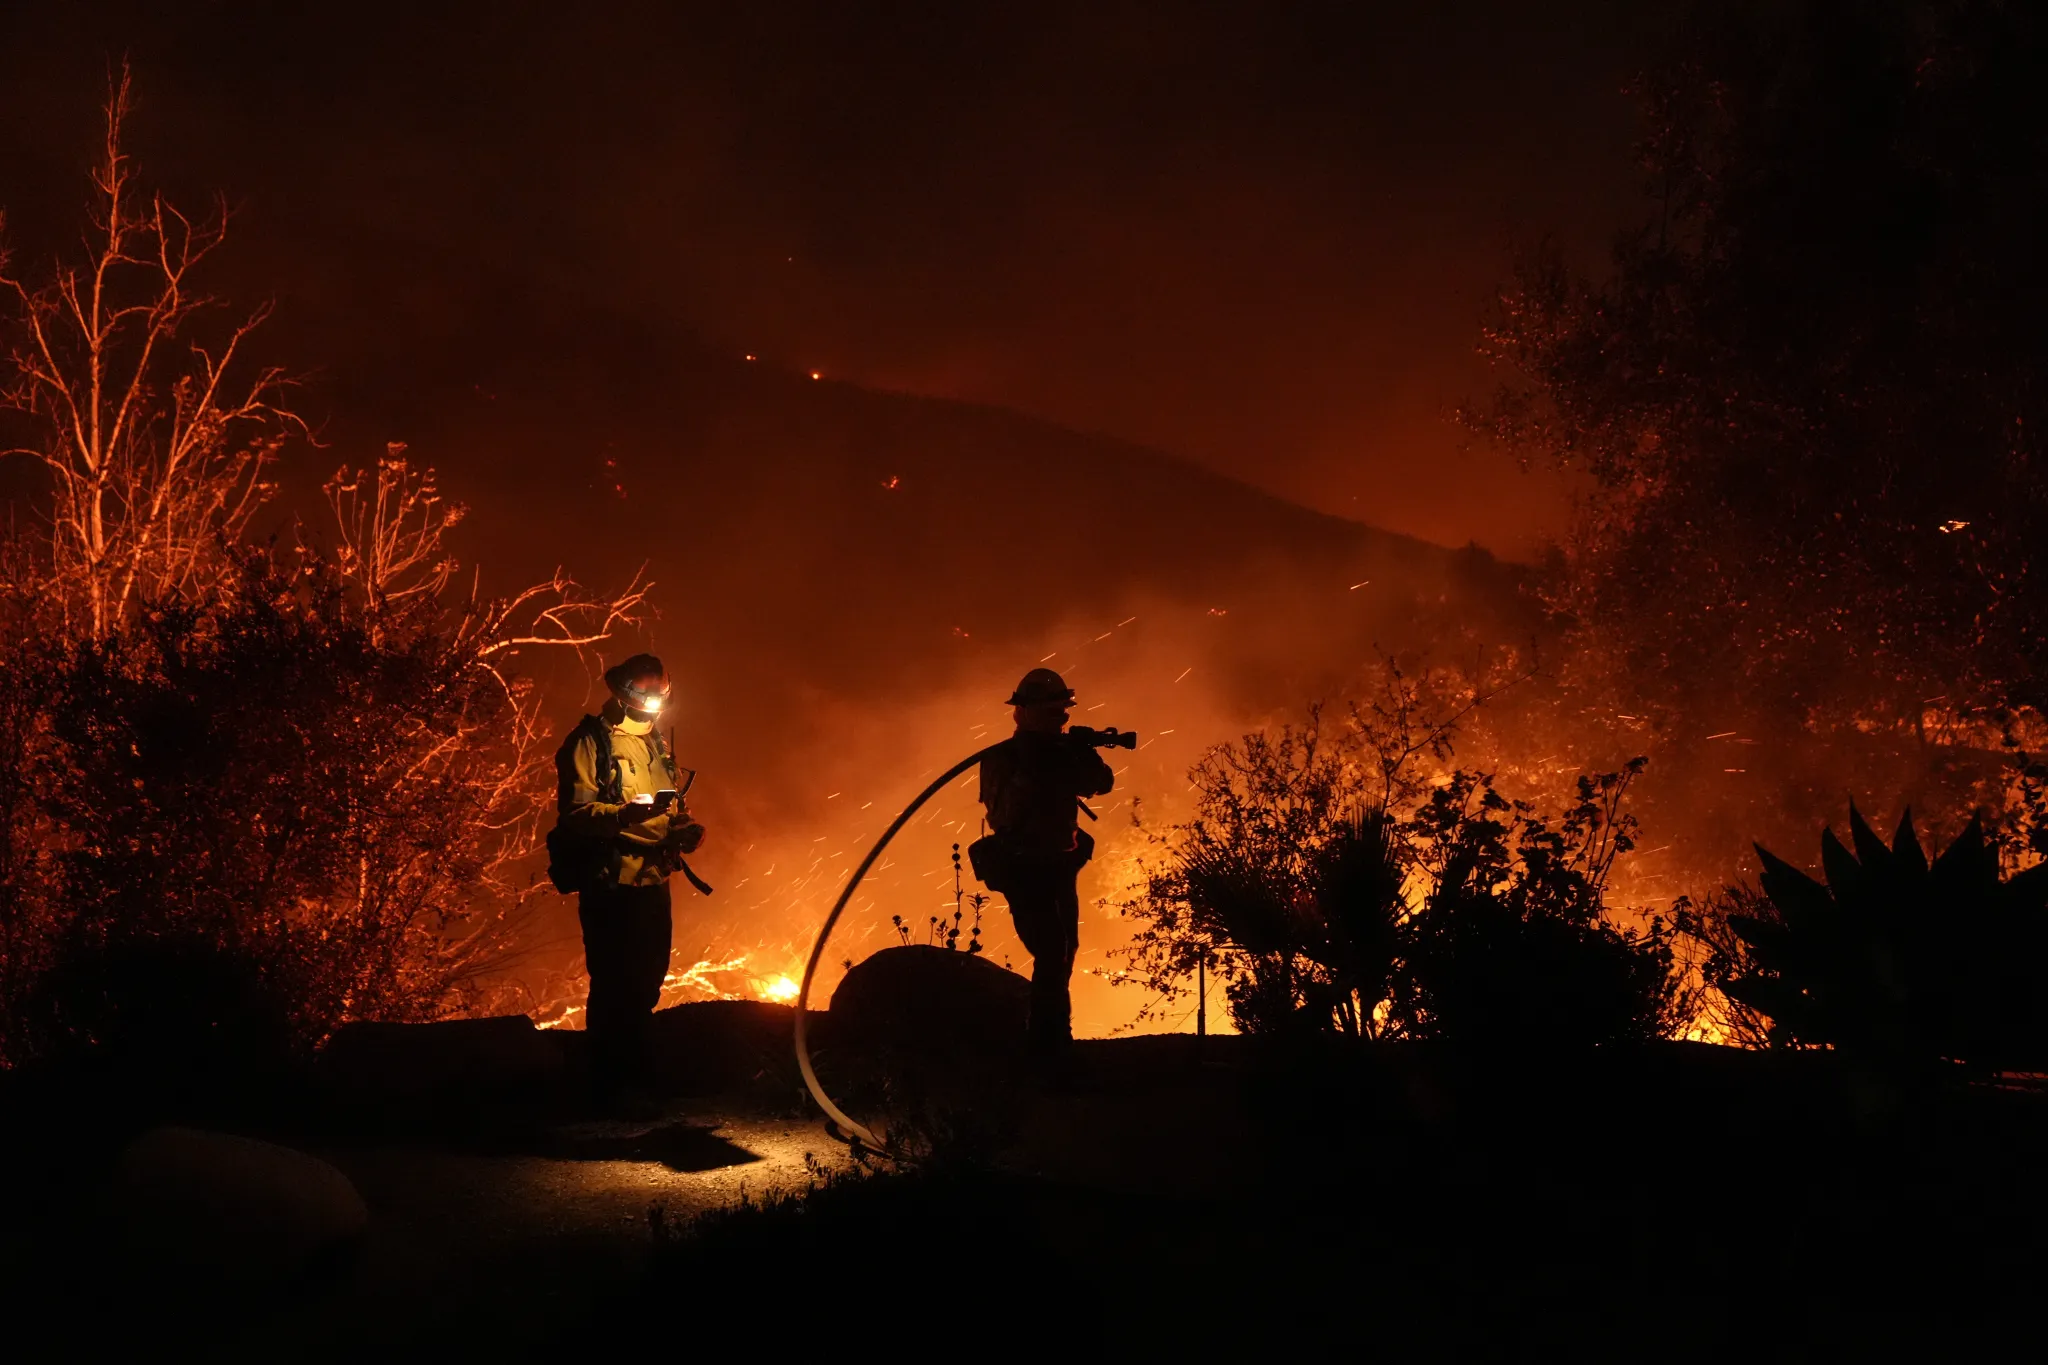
[1723,804,2048,1074]
[1403,893,1675,1047]
[1393,765,1682,1045]
[1119,665,1683,1043]
[20,931,297,1086]
[0,504,648,1067]
[1666,884,1777,1050]
[0,97,646,1069]
[0,554,544,1063]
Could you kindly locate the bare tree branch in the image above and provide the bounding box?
[0,61,301,639]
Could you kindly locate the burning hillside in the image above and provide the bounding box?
[282,319,1537,1035]
[285,311,1991,1040]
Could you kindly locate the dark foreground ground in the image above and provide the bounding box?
[3,1004,2044,1359]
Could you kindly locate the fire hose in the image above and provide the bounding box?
[793,726,1137,1145]
[792,744,1002,1148]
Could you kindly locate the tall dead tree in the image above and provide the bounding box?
[315,448,654,1019]
[0,65,301,640]
[0,72,656,1058]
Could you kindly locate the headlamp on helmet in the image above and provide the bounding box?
[605,653,673,718]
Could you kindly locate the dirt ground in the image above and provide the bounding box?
[0,1094,857,1360]
[10,1025,2046,1358]
[273,1110,853,1359]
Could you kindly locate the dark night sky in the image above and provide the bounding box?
[0,0,1675,555]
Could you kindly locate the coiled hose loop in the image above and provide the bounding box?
[793,745,1002,1147]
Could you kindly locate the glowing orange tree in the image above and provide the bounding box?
[0,67,300,641]
[0,74,648,1066]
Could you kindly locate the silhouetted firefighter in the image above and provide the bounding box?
[549,654,708,1115]
[973,668,1121,1067]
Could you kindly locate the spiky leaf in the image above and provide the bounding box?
[1755,845,1835,929]
[1848,803,1892,876]
[1728,913,1792,959]
[1732,803,2048,1072]
[1819,828,1869,910]
[1891,809,1928,878]
[1931,815,1997,894]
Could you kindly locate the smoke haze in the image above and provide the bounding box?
[0,1,1698,1033]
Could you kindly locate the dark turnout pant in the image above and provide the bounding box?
[1003,861,1082,1053]
[578,880,673,1097]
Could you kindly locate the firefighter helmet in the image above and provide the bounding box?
[1006,667,1075,708]
[605,653,671,715]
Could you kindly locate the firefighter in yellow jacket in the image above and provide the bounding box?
[553,654,706,1111]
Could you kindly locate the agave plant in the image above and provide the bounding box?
[1304,808,1407,1036]
[1175,837,1303,1034]
[1727,806,2048,1073]
[1174,808,1408,1035]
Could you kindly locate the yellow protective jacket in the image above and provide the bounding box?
[554,710,693,888]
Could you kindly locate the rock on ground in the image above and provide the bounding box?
[828,944,1031,1050]
[318,1014,564,1117]
[645,999,797,1095]
[109,1126,369,1289]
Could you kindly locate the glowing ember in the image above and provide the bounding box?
[536,1003,584,1031]
[533,952,807,1027]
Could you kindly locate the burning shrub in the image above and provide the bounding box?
[0,623,67,1051]
[17,929,298,1089]
[1117,663,1685,1043]
[0,85,647,1066]
[1118,700,1404,1036]
[1666,884,1777,1050]
[1393,764,1684,1046]
[1466,2,2048,780]
[1167,804,1404,1036]
[0,480,651,1067]
[23,554,519,1055]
